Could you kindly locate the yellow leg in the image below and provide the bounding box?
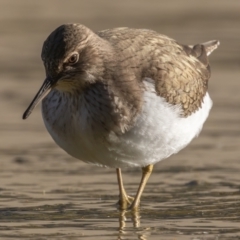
[116,168,134,210]
[129,164,153,210]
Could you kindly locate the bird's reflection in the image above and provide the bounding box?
[117,210,149,240]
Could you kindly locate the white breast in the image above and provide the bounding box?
[42,81,212,168]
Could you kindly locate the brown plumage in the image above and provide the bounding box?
[23,24,219,210]
[41,24,219,125]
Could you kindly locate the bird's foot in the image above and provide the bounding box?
[128,198,141,211]
[117,195,135,210]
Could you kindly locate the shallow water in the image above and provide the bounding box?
[0,0,240,239]
[1,145,240,239]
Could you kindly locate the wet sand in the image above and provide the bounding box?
[0,0,240,239]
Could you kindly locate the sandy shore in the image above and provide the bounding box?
[0,1,239,238]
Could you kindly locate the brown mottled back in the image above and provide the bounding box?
[98,28,219,117]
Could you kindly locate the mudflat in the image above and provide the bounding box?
[0,1,239,239]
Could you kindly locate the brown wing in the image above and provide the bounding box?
[98,28,219,118]
[151,40,219,117]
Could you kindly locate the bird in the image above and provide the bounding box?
[22,23,219,210]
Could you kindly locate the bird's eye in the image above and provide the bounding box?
[68,53,79,64]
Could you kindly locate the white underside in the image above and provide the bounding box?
[42,81,212,168]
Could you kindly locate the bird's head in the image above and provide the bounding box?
[23,23,104,119]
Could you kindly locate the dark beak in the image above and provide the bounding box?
[22,77,53,119]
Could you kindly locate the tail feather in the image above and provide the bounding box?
[184,40,220,66]
[201,40,220,56]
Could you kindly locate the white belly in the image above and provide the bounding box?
[42,85,212,168]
